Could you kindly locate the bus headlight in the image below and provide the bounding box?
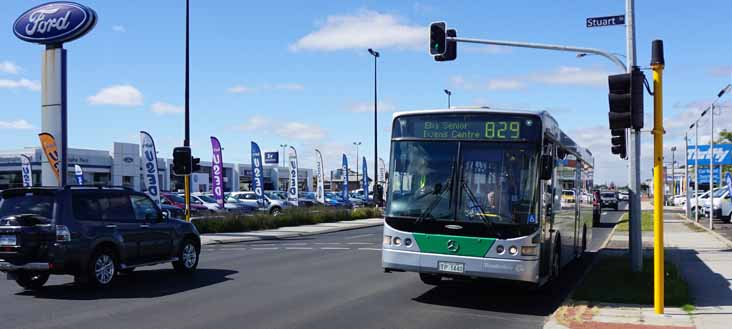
[508,246,518,255]
[383,235,392,245]
[521,246,538,256]
[393,237,402,246]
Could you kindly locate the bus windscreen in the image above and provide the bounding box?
[392,114,541,142]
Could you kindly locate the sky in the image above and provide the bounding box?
[1,0,731,185]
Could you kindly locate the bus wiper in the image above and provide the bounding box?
[416,159,455,224]
[460,180,494,228]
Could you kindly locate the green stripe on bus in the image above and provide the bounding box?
[413,233,496,257]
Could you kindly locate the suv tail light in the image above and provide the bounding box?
[56,225,71,242]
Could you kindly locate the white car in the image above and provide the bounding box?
[618,192,629,201]
[689,190,712,213]
[702,188,732,223]
[672,194,687,206]
[189,193,251,214]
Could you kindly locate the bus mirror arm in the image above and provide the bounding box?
[540,155,553,180]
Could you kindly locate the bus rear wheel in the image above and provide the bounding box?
[419,273,442,285]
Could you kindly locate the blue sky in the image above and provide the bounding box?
[1,0,731,185]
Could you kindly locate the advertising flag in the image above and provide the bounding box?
[378,157,387,184]
[251,142,265,208]
[315,149,325,204]
[74,165,83,185]
[210,136,225,208]
[140,131,161,207]
[38,133,60,185]
[20,154,32,187]
[362,157,368,201]
[288,146,299,206]
[342,154,349,200]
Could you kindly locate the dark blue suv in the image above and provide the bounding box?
[0,186,201,290]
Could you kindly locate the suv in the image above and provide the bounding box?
[0,186,201,290]
[599,191,619,210]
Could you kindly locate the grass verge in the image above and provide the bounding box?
[572,254,693,308]
[616,211,653,231]
[192,206,382,234]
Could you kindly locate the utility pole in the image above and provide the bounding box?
[626,0,642,273]
[183,0,191,222]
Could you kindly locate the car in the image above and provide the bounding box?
[324,192,353,209]
[0,186,201,290]
[161,204,186,220]
[701,188,732,223]
[265,191,288,202]
[189,192,255,214]
[228,191,290,216]
[160,192,209,215]
[689,190,712,214]
[599,191,619,210]
[561,190,576,203]
[298,192,317,207]
[618,192,629,201]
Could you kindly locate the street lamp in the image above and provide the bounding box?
[671,146,677,198]
[444,89,452,108]
[279,144,288,167]
[368,48,380,205]
[353,142,361,183]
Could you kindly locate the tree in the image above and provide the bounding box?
[718,129,732,144]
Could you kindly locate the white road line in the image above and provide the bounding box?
[252,244,277,247]
[320,247,350,250]
[347,242,373,245]
[282,243,308,246]
[344,233,375,240]
[315,242,342,245]
[209,248,248,251]
[285,247,313,250]
[357,247,382,251]
[251,247,279,250]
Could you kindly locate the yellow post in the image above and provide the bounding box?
[651,40,665,315]
[184,175,191,222]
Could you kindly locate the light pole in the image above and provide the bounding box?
[183,0,191,221]
[280,144,288,167]
[444,89,452,108]
[368,48,380,205]
[671,146,676,197]
[353,142,361,183]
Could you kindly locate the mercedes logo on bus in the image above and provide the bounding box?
[446,240,459,253]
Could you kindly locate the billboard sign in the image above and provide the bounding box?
[687,144,732,166]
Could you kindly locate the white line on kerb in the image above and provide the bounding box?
[285,247,313,250]
[320,247,350,250]
[344,233,374,240]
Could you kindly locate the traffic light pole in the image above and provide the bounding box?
[183,0,191,222]
[625,0,642,273]
[651,39,665,315]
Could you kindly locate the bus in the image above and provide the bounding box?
[382,108,594,287]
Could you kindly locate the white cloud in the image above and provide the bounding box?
[0,61,21,74]
[235,116,271,131]
[0,119,35,130]
[487,79,524,90]
[112,25,126,33]
[87,85,143,106]
[275,122,327,141]
[0,78,40,91]
[290,10,424,51]
[348,101,396,113]
[451,75,523,91]
[531,66,608,87]
[273,83,304,91]
[462,44,510,55]
[228,85,254,94]
[227,83,304,93]
[150,102,183,115]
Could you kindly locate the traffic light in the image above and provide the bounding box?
[192,157,201,172]
[429,22,446,55]
[435,29,457,62]
[610,129,627,159]
[608,66,645,130]
[173,147,192,176]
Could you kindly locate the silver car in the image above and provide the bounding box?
[228,191,289,216]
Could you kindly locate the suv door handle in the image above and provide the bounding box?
[139,224,150,228]
[105,224,117,228]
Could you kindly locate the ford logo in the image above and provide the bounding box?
[123,157,134,163]
[13,2,97,45]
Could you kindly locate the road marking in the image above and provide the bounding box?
[252,244,277,247]
[320,247,350,250]
[282,243,308,246]
[285,247,313,250]
[251,247,279,250]
[358,247,382,251]
[344,233,374,240]
[347,242,373,245]
[315,242,342,245]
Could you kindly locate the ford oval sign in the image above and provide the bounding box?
[13,2,97,45]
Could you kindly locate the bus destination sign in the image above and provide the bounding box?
[393,114,541,141]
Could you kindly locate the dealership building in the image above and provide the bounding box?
[0,142,314,193]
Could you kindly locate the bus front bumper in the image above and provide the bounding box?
[382,248,539,283]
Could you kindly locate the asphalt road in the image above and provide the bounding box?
[0,209,625,329]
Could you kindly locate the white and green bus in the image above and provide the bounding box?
[382,108,594,286]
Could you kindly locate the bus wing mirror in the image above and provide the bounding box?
[540,155,554,180]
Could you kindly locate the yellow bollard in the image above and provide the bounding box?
[651,40,665,315]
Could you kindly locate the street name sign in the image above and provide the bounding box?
[586,15,625,28]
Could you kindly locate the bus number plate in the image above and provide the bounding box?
[438,261,464,273]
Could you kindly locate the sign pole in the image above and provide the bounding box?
[710,104,714,230]
[41,46,66,187]
[685,133,690,218]
[695,123,699,222]
[651,39,665,315]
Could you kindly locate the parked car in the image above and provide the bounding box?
[228,191,290,216]
[618,192,629,201]
[189,192,255,214]
[265,191,288,201]
[702,188,732,223]
[160,192,209,215]
[324,192,353,209]
[0,186,201,290]
[599,191,619,210]
[689,190,712,214]
[298,192,317,207]
[561,190,576,203]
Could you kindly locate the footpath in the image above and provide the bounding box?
[546,209,732,329]
[199,218,384,245]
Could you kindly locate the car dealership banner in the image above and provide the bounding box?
[288,146,299,206]
[264,152,279,164]
[378,157,387,184]
[140,131,161,207]
[251,142,265,208]
[696,166,721,184]
[38,132,60,185]
[210,136,225,208]
[315,149,325,204]
[342,154,349,200]
[20,154,33,187]
[362,157,368,201]
[74,164,83,185]
[687,144,732,166]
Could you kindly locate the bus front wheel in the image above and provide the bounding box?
[419,273,442,285]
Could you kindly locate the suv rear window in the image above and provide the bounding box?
[601,193,616,198]
[72,192,135,221]
[0,193,55,221]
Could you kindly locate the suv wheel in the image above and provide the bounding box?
[88,248,117,288]
[173,239,199,273]
[270,207,282,216]
[15,271,50,290]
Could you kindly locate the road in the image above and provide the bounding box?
[0,209,625,329]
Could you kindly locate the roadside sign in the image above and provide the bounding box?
[586,15,625,28]
[726,172,732,198]
[264,151,279,164]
